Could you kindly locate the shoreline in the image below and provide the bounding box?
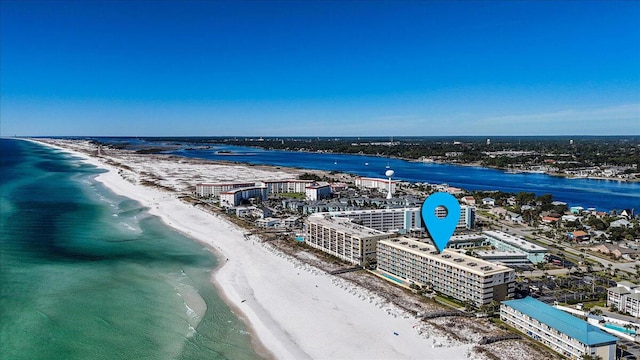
[26,138,475,359]
[23,138,276,359]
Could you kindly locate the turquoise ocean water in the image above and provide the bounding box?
[0,139,262,360]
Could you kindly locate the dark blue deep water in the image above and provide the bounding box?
[166,145,639,212]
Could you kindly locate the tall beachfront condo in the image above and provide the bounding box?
[195,182,256,198]
[501,297,618,360]
[376,237,515,306]
[328,205,475,234]
[304,214,393,266]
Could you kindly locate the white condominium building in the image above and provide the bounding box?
[433,204,475,230]
[501,297,618,360]
[483,230,548,264]
[195,182,256,197]
[376,237,515,306]
[305,182,332,201]
[474,250,531,267]
[328,207,423,233]
[328,205,475,233]
[354,177,397,193]
[304,214,392,266]
[446,234,491,249]
[258,179,314,194]
[220,186,269,208]
[607,281,640,318]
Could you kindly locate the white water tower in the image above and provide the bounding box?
[385,169,395,199]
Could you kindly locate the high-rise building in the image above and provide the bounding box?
[376,237,515,306]
[304,214,392,266]
[328,205,475,233]
[328,207,423,233]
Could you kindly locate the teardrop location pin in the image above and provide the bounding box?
[421,192,461,253]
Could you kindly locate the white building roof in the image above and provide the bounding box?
[380,237,513,276]
[483,230,547,253]
[307,214,388,238]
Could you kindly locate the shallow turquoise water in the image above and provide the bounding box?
[0,139,262,360]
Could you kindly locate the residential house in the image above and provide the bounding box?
[461,196,476,206]
[567,230,590,242]
[482,198,496,207]
[610,219,631,228]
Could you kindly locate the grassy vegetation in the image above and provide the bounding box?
[278,192,306,200]
[434,295,465,309]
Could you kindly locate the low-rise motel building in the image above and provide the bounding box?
[376,237,515,306]
[304,214,392,266]
[483,230,548,264]
[607,281,640,318]
[501,297,618,360]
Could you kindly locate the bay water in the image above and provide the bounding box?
[167,144,640,212]
[0,139,262,360]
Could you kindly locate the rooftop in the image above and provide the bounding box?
[502,297,619,346]
[197,181,255,186]
[307,214,389,238]
[448,234,488,243]
[379,237,513,276]
[261,179,313,183]
[484,230,548,252]
[356,177,399,183]
[475,250,529,258]
[328,207,420,216]
[306,182,331,189]
[607,286,631,295]
[628,293,640,300]
[220,185,267,195]
[617,281,639,289]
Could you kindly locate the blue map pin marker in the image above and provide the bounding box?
[421,192,461,253]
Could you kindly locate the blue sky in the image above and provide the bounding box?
[1,0,638,136]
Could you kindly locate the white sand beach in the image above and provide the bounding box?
[30,139,507,360]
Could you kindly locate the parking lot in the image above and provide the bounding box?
[514,275,614,304]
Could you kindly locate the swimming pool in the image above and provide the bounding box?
[295,236,304,242]
[604,323,637,335]
[381,273,404,284]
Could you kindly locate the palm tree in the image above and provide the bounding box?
[623,323,637,335]
[515,267,523,281]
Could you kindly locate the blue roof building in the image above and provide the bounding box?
[501,297,618,359]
